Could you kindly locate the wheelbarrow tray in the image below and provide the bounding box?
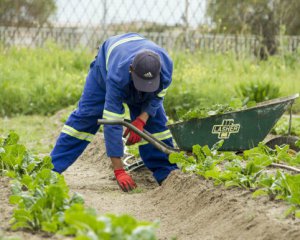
[167,94,299,151]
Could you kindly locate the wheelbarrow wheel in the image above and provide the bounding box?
[265,136,300,152]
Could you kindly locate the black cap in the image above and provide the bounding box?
[131,50,161,92]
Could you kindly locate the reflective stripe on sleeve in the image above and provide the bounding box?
[61,125,94,142]
[157,87,169,98]
[106,36,144,70]
[138,129,172,146]
[103,109,125,120]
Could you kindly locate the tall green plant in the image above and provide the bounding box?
[235,81,280,103]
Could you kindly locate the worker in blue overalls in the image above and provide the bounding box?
[51,33,178,192]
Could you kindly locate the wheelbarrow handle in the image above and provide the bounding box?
[97,119,179,155]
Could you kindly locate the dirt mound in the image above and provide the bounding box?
[64,145,300,240]
[63,132,158,192]
[151,171,300,239]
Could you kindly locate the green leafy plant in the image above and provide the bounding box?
[60,204,157,240]
[169,139,300,218]
[0,132,53,178]
[236,80,280,103]
[0,132,158,238]
[178,98,253,121]
[271,116,300,137]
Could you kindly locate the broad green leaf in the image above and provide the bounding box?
[253,155,273,167]
[285,174,300,205]
[4,132,20,146]
[21,174,33,187]
[202,145,212,157]
[9,195,22,205]
[41,156,54,170]
[295,210,300,218]
[169,152,186,164]
[11,209,34,230]
[42,221,58,233]
[211,140,224,151]
[70,193,85,205]
[204,168,221,179]
[10,181,22,195]
[0,147,5,154]
[2,144,26,170]
[284,205,297,218]
[5,170,16,178]
[25,163,36,174]
[131,225,157,240]
[46,185,69,209]
[224,180,240,188]
[252,189,268,198]
[192,145,205,162]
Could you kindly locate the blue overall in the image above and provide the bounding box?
[50,33,178,183]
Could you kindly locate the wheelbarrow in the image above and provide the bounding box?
[98,94,300,171]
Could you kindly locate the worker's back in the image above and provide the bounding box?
[95,33,173,92]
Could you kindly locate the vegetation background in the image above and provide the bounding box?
[1,1,300,239]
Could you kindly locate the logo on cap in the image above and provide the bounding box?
[143,72,153,78]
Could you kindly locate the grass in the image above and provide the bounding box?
[166,50,300,119]
[0,42,90,117]
[0,43,299,119]
[0,115,58,154]
[0,105,76,154]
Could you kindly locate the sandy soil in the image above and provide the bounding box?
[61,135,300,240]
[1,111,300,239]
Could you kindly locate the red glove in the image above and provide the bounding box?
[123,117,146,145]
[114,169,137,192]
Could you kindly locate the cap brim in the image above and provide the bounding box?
[132,71,160,92]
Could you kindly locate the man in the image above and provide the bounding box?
[51,33,178,192]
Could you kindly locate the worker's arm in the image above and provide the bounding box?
[111,157,124,170]
[124,87,168,145]
[103,80,125,158]
[142,94,164,118]
[103,77,137,192]
[103,90,137,192]
[137,111,149,123]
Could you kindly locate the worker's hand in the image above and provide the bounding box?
[114,169,137,192]
[123,117,146,145]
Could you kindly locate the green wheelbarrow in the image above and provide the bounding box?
[98,94,300,171]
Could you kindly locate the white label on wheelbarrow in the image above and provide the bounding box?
[212,119,240,139]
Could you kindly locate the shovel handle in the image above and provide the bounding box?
[97,119,179,155]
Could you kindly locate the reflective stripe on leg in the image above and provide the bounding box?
[61,125,94,142]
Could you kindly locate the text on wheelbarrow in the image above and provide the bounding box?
[212,119,240,139]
